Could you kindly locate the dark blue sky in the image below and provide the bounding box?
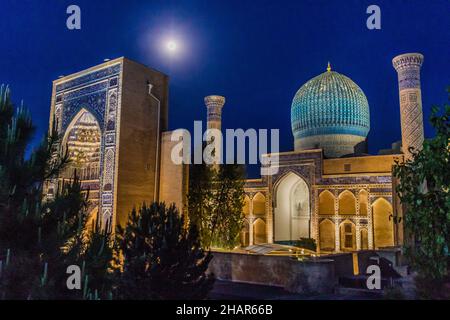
[1,0,449,177]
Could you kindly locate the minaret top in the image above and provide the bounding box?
[392,53,424,71]
[204,95,226,108]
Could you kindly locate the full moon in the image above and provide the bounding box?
[166,41,177,52]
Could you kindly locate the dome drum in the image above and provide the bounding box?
[295,134,366,158]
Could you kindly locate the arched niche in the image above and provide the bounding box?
[319,219,335,251]
[372,198,394,248]
[359,190,368,215]
[319,190,335,215]
[340,220,356,251]
[274,172,310,242]
[243,195,251,216]
[338,190,356,215]
[253,218,266,245]
[360,228,369,250]
[61,109,101,182]
[252,192,266,216]
[240,219,250,247]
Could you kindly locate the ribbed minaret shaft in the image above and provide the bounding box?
[392,53,425,160]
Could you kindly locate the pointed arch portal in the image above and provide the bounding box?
[61,109,101,205]
[274,172,311,242]
[373,197,394,248]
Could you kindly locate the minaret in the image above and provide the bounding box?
[204,95,225,166]
[392,53,425,160]
[204,95,226,131]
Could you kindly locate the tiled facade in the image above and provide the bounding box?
[243,151,404,253]
[46,57,184,231]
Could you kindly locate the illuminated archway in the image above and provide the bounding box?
[360,228,369,250]
[359,190,368,215]
[253,192,266,215]
[274,172,310,241]
[240,219,250,247]
[62,110,101,179]
[340,220,356,251]
[372,198,394,248]
[243,195,251,216]
[338,190,356,215]
[62,109,101,205]
[319,219,335,251]
[253,218,266,244]
[319,190,335,215]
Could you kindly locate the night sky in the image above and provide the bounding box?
[1,0,449,177]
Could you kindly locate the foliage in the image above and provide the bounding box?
[78,220,115,300]
[393,93,450,296]
[414,275,450,300]
[0,85,112,299]
[188,162,246,250]
[114,202,214,300]
[186,161,215,248]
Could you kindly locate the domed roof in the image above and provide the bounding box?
[291,65,370,142]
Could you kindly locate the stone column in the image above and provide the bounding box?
[334,190,340,252]
[355,195,361,250]
[313,188,320,252]
[249,195,254,246]
[266,187,274,244]
[368,194,374,249]
[392,53,425,160]
[249,219,254,246]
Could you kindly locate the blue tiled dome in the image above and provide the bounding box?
[291,68,370,143]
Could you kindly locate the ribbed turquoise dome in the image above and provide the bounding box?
[291,67,370,157]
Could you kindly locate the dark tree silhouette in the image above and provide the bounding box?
[114,202,214,300]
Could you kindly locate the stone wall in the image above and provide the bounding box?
[116,58,169,226]
[319,250,377,278]
[208,251,336,294]
[159,131,188,212]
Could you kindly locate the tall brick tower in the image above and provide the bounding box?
[392,53,425,160]
[47,57,169,230]
[204,95,225,165]
[205,95,226,131]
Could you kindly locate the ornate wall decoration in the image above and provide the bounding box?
[106,90,118,132]
[102,148,115,192]
[61,87,107,132]
[51,62,122,228]
[56,64,121,92]
[105,133,115,145]
[54,104,62,133]
[102,208,112,231]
